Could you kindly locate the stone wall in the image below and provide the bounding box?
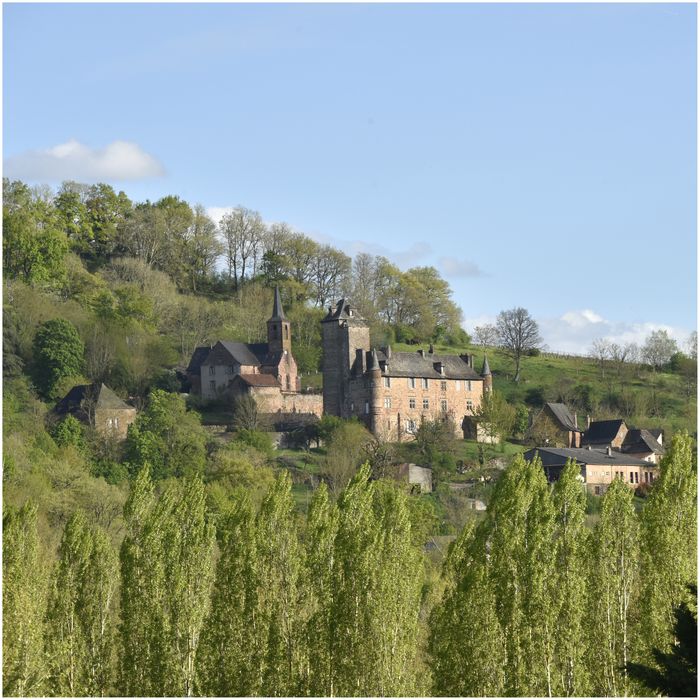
[94,407,137,441]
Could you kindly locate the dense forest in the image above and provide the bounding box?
[3,177,697,696]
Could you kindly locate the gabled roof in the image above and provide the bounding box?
[544,403,581,433]
[234,374,280,388]
[622,429,665,456]
[322,298,365,322]
[647,428,664,443]
[582,419,626,445]
[374,349,482,380]
[55,383,132,416]
[207,341,264,367]
[187,346,211,373]
[524,446,650,468]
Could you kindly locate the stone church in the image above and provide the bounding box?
[321,299,492,441]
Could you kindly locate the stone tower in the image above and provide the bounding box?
[267,286,291,355]
[321,299,371,417]
[481,354,493,393]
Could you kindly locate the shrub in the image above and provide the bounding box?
[232,429,274,456]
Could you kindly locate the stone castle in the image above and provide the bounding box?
[188,291,493,441]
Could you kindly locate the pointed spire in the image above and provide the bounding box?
[368,348,380,371]
[480,354,491,377]
[270,285,287,321]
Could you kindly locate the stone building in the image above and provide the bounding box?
[582,419,628,449]
[529,402,583,448]
[621,428,665,464]
[187,287,322,416]
[525,445,659,495]
[54,382,137,440]
[321,299,488,441]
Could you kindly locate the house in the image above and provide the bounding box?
[54,382,137,440]
[524,445,658,495]
[582,419,628,448]
[321,299,490,442]
[529,402,583,448]
[396,463,433,493]
[188,287,323,416]
[621,429,665,464]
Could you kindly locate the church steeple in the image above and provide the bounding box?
[267,286,291,354]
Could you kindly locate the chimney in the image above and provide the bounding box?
[356,348,366,375]
[419,349,425,358]
[587,445,592,450]
[606,446,612,456]
[587,414,591,429]
[574,413,578,430]
[385,345,392,360]
[429,343,434,355]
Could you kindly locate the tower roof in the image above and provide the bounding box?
[480,354,491,377]
[269,285,287,321]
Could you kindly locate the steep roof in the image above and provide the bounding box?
[545,403,581,433]
[55,383,132,416]
[480,354,491,377]
[375,349,482,380]
[234,374,280,388]
[582,419,626,445]
[622,429,665,456]
[524,446,650,468]
[269,285,287,321]
[322,298,365,322]
[209,341,265,367]
[187,345,211,373]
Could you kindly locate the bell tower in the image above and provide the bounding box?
[267,286,291,355]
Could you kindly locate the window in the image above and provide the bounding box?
[350,402,355,412]
[594,486,601,495]
[364,401,369,414]
[455,380,461,391]
[423,398,429,410]
[406,419,417,433]
[467,380,472,392]
[271,325,278,338]
[383,376,391,388]
[634,472,639,484]
[466,399,473,410]
[284,325,289,339]
[440,380,447,392]
[384,397,392,409]
[408,377,416,389]
[629,472,634,484]
[644,472,649,483]
[225,365,235,375]
[421,378,429,389]
[208,366,215,376]
[209,380,216,391]
[409,398,416,409]
[441,399,448,412]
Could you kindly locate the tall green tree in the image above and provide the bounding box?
[3,502,48,697]
[551,459,590,696]
[639,432,697,657]
[32,318,84,399]
[588,478,640,696]
[428,523,504,696]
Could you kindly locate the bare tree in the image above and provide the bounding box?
[496,307,542,382]
[687,331,697,360]
[219,207,266,287]
[474,324,499,347]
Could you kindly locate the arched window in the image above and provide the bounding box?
[284,325,289,340]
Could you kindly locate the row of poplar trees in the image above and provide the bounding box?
[3,433,696,697]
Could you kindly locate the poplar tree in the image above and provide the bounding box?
[551,459,590,696]
[302,483,339,696]
[3,502,48,697]
[639,432,697,657]
[428,523,505,696]
[486,453,556,696]
[45,511,93,696]
[588,478,639,696]
[196,494,262,696]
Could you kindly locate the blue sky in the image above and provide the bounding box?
[3,2,696,352]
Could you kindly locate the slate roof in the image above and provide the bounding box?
[647,428,664,443]
[234,374,280,388]
[524,447,650,468]
[322,298,364,322]
[270,285,287,321]
[480,355,491,377]
[622,429,665,456]
[582,419,626,445]
[208,341,268,367]
[374,349,482,380]
[55,383,132,417]
[545,403,581,433]
[187,346,211,373]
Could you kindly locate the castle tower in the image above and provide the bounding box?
[481,354,493,393]
[267,286,291,355]
[367,348,382,435]
[321,299,371,417]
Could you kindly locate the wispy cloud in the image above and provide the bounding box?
[4,139,165,182]
[463,308,694,355]
[439,256,486,278]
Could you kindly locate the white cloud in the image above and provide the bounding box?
[4,139,165,182]
[463,309,693,355]
[439,256,486,278]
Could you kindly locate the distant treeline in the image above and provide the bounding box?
[4,434,696,697]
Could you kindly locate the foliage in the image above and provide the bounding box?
[414,415,457,463]
[32,318,85,399]
[50,415,86,451]
[231,428,274,456]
